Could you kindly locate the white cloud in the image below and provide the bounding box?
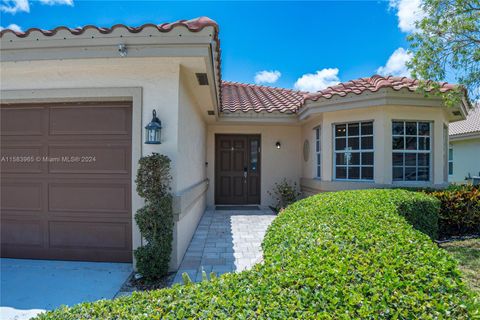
[0,0,29,14]
[0,0,73,14]
[377,47,413,77]
[0,23,22,32]
[389,0,425,33]
[293,68,340,92]
[39,0,73,6]
[254,70,281,84]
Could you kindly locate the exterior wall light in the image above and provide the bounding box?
[145,109,162,144]
[118,44,127,57]
[275,141,281,149]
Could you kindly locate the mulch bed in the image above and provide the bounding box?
[119,272,177,294]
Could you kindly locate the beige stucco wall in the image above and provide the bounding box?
[449,137,480,183]
[171,71,208,268]
[206,124,302,207]
[301,105,450,192]
[0,57,208,270]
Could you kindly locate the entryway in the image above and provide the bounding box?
[215,134,261,204]
[172,207,276,284]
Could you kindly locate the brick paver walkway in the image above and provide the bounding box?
[172,207,276,284]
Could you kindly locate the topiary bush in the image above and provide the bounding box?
[134,153,173,280]
[35,189,478,319]
[429,185,480,239]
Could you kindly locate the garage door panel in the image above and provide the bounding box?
[1,182,43,212]
[0,145,45,173]
[49,105,130,135]
[48,144,129,174]
[49,183,129,214]
[1,107,45,136]
[49,221,130,250]
[1,219,44,247]
[0,102,132,262]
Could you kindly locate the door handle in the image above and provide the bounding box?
[243,167,248,183]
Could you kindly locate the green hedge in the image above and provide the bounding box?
[36,189,478,319]
[429,185,480,238]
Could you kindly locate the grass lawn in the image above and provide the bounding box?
[440,238,480,295]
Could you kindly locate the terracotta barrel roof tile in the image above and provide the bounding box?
[0,19,462,115]
[221,81,305,113]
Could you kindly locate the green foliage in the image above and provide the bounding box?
[267,178,301,211]
[407,0,480,106]
[35,189,478,319]
[182,272,192,286]
[396,195,440,239]
[134,153,173,280]
[429,185,480,238]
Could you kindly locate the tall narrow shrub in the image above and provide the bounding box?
[134,153,173,279]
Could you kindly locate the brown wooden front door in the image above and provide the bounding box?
[215,134,261,204]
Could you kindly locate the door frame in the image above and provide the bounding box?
[214,134,261,205]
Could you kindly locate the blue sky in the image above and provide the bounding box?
[0,0,420,91]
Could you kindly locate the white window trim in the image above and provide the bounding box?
[391,120,433,182]
[333,120,375,182]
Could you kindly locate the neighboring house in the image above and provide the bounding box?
[448,105,480,183]
[0,17,470,270]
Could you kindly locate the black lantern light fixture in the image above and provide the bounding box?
[145,109,162,144]
[275,141,281,149]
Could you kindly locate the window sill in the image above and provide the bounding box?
[333,179,375,183]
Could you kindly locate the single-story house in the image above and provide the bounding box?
[0,17,471,270]
[448,105,480,183]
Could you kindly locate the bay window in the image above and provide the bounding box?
[334,121,374,180]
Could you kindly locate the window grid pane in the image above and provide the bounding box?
[392,121,431,181]
[334,121,374,181]
[448,146,453,175]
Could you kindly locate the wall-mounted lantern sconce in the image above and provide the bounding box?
[145,109,162,144]
[275,141,281,149]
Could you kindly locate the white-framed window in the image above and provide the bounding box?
[392,121,432,182]
[448,146,453,176]
[334,121,374,180]
[315,127,321,178]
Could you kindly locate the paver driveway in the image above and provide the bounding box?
[0,259,132,320]
[173,207,276,284]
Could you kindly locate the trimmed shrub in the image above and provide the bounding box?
[134,153,173,280]
[395,195,439,239]
[267,178,301,211]
[430,185,480,238]
[35,189,478,319]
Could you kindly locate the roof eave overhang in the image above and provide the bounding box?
[449,131,480,141]
[0,26,216,62]
[298,88,468,122]
[207,40,221,120]
[0,23,222,116]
